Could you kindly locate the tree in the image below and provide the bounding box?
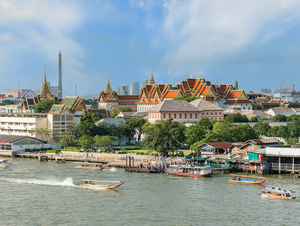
[111,106,133,118]
[271,114,287,122]
[225,113,248,123]
[33,128,53,144]
[79,135,94,150]
[253,120,271,136]
[185,123,206,146]
[81,112,102,123]
[60,131,77,149]
[125,117,147,142]
[287,114,300,122]
[287,120,300,138]
[94,135,118,151]
[198,117,213,130]
[31,99,59,113]
[173,95,197,102]
[249,117,258,122]
[142,119,186,155]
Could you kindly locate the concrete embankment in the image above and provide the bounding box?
[10,151,184,168]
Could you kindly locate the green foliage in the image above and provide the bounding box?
[33,128,53,143]
[111,106,133,118]
[0,100,15,106]
[125,117,147,142]
[285,137,299,146]
[185,123,206,146]
[60,131,77,149]
[287,114,300,122]
[81,112,102,123]
[198,117,213,130]
[142,119,186,155]
[286,120,300,138]
[79,135,94,150]
[253,120,271,136]
[225,113,248,123]
[94,135,118,150]
[249,117,258,122]
[173,95,197,102]
[31,99,59,113]
[271,114,287,122]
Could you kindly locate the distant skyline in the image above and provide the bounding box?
[1,0,300,96]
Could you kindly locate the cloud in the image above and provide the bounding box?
[0,33,12,42]
[0,0,86,92]
[159,0,300,74]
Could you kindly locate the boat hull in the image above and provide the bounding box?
[167,172,212,177]
[262,191,296,199]
[230,179,267,184]
[80,180,124,189]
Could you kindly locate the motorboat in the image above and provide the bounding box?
[166,164,212,177]
[80,179,124,189]
[262,186,296,199]
[229,174,269,184]
[73,162,104,170]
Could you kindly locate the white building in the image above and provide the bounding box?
[117,84,130,95]
[130,82,140,95]
[0,112,80,142]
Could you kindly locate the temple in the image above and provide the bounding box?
[97,63,252,113]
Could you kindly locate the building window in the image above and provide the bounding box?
[163,114,166,119]
[215,112,217,115]
[206,112,208,115]
[190,114,192,119]
[195,114,197,119]
[185,114,187,119]
[211,112,213,115]
[174,114,177,119]
[219,112,221,115]
[202,112,204,115]
[179,114,182,119]
[61,122,65,125]
[169,114,171,118]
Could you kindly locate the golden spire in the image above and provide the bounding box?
[39,63,52,101]
[148,59,156,85]
[104,69,113,94]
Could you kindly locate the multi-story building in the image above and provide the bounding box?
[130,82,140,95]
[0,112,80,142]
[117,84,130,95]
[146,99,224,124]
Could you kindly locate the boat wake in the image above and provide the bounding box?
[5,177,76,187]
[110,167,117,172]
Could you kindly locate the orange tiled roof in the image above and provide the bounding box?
[226,91,243,98]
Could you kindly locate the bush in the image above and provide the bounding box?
[25,148,32,152]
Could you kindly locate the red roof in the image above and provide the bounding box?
[198,142,232,149]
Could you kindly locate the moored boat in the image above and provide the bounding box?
[166,165,212,177]
[229,174,269,184]
[73,162,104,170]
[80,179,124,189]
[0,159,12,168]
[262,186,296,199]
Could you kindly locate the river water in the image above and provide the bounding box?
[1,158,300,226]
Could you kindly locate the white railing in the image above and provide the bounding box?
[267,163,300,171]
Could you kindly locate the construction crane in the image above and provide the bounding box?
[281,81,295,96]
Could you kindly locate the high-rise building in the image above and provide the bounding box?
[130,82,140,95]
[117,84,130,95]
[142,79,149,87]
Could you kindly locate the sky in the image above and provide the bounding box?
[0,0,300,96]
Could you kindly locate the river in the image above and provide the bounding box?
[1,158,299,226]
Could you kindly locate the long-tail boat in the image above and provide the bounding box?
[262,186,296,199]
[80,179,124,189]
[0,159,12,168]
[73,162,104,170]
[229,174,269,184]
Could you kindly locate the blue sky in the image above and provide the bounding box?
[0,0,300,96]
